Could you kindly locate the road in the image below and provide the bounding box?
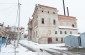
[19,43,85,55]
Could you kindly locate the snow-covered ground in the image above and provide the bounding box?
[0,40,54,55]
[0,40,85,55]
[19,40,67,51]
[0,44,38,55]
[19,39,68,55]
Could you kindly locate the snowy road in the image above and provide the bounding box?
[19,40,85,55]
[19,43,36,52]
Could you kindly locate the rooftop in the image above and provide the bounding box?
[58,15,76,18]
[37,4,57,9]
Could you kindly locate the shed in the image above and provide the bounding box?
[64,34,80,47]
[80,32,85,48]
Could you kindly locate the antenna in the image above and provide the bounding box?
[67,7,69,16]
[62,0,66,16]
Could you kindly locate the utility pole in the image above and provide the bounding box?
[16,0,21,47]
[14,0,21,55]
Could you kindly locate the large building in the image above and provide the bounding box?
[28,4,78,44]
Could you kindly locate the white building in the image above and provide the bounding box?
[28,4,78,44]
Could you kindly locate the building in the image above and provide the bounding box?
[28,4,78,44]
[0,23,5,36]
[2,25,25,40]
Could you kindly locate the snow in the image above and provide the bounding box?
[0,40,68,55]
[65,34,80,37]
[58,26,77,29]
[0,44,38,55]
[20,40,67,51]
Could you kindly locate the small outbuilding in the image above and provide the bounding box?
[80,32,85,48]
[64,34,80,47]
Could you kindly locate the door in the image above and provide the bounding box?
[48,38,52,44]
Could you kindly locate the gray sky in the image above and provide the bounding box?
[0,0,85,33]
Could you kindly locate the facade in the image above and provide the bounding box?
[28,4,78,44]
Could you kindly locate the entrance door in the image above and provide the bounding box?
[48,38,52,44]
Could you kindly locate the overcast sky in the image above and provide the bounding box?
[0,0,85,33]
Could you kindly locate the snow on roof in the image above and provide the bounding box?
[65,34,80,37]
[58,26,77,29]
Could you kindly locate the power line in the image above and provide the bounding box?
[0,3,17,4]
[0,5,17,12]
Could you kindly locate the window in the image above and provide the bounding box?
[56,38,58,41]
[60,31,62,34]
[42,10,43,12]
[61,38,63,43]
[48,11,49,13]
[72,24,75,27]
[53,19,56,25]
[55,31,57,34]
[64,31,67,34]
[70,31,72,34]
[24,35,27,38]
[42,18,44,24]
[53,12,55,14]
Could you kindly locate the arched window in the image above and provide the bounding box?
[53,19,56,25]
[42,18,44,24]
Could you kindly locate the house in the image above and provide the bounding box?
[28,4,78,44]
[4,26,25,40]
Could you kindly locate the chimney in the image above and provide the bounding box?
[62,0,66,16]
[67,7,69,16]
